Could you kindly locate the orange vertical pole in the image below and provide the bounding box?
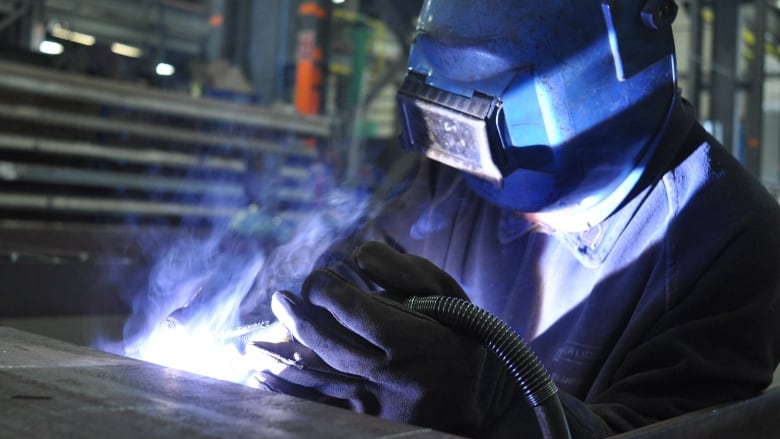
[294,2,326,116]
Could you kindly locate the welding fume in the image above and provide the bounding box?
[119,187,370,384]
[134,1,780,438]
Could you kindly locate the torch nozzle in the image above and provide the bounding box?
[164,307,284,348]
[221,321,275,344]
[165,306,194,331]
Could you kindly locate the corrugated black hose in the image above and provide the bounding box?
[404,295,572,439]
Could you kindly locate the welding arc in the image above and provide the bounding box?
[404,295,571,439]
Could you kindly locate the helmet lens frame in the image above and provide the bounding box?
[397,73,505,187]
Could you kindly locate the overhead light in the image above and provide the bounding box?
[111,42,143,58]
[332,0,345,3]
[155,62,175,76]
[50,23,95,46]
[38,40,64,55]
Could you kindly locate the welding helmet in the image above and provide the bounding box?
[397,0,679,230]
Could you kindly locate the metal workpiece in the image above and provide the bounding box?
[0,327,459,439]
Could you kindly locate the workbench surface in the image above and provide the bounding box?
[0,326,457,439]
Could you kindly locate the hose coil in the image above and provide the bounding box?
[404,295,558,407]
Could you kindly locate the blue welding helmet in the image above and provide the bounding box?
[397,0,679,230]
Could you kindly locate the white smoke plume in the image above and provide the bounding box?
[107,187,370,386]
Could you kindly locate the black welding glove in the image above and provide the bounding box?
[253,241,537,437]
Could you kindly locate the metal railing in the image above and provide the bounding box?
[0,60,332,227]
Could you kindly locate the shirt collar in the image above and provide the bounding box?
[497,96,696,267]
[497,189,649,268]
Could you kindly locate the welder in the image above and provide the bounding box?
[253,1,780,438]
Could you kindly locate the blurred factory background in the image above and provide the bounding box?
[0,0,424,339]
[0,0,777,385]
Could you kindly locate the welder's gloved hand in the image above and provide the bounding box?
[255,241,532,437]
